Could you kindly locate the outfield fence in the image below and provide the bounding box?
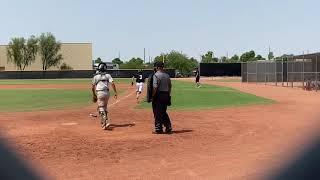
[200,63,241,76]
[241,53,320,91]
[0,69,176,79]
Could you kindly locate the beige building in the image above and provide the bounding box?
[0,43,92,71]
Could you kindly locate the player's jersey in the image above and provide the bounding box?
[196,70,200,78]
[92,73,114,91]
[135,74,145,83]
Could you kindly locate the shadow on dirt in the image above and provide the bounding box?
[107,123,135,131]
[171,130,193,134]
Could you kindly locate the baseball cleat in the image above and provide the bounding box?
[165,128,173,134]
[152,130,163,134]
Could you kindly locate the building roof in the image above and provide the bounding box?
[293,52,320,60]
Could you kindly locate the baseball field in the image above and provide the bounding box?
[0,78,320,179]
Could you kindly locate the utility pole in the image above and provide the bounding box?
[268,46,271,60]
[143,48,146,63]
[148,49,151,64]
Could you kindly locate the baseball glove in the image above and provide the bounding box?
[92,95,97,103]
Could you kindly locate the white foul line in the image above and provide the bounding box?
[108,90,136,108]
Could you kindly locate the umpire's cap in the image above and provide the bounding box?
[154,61,164,68]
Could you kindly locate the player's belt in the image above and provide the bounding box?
[96,89,109,92]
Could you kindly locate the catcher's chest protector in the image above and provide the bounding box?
[95,74,110,91]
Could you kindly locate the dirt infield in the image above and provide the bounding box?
[0,80,320,179]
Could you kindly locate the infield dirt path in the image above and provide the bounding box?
[0,80,320,180]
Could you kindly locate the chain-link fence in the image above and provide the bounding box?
[241,54,320,91]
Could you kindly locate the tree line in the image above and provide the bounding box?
[94,50,294,76]
[95,51,199,76]
[6,33,72,71]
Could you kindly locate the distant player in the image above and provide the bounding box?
[195,68,201,88]
[131,75,134,86]
[92,63,118,130]
[135,70,145,101]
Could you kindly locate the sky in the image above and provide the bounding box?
[0,0,320,62]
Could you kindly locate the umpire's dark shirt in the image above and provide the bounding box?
[153,71,171,92]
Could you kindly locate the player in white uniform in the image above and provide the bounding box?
[135,71,145,102]
[92,63,118,130]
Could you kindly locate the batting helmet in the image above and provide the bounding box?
[97,62,108,73]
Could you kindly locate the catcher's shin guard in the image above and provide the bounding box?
[98,107,109,130]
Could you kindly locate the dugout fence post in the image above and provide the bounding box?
[282,58,284,86]
[275,60,277,86]
[246,62,249,83]
[256,62,258,84]
[302,54,305,89]
[241,63,243,82]
[287,57,290,87]
[291,58,294,88]
[316,56,318,92]
[265,61,267,85]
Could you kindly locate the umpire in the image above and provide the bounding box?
[151,61,172,134]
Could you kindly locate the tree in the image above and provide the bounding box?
[120,57,144,69]
[229,55,239,62]
[38,32,63,71]
[112,58,123,65]
[220,56,228,63]
[60,62,73,70]
[154,51,198,76]
[95,57,103,64]
[144,62,154,69]
[24,36,38,70]
[7,38,25,71]
[275,54,294,61]
[201,51,217,63]
[167,51,190,75]
[7,36,38,71]
[255,54,265,60]
[154,53,168,64]
[268,52,274,60]
[189,57,199,67]
[240,50,256,62]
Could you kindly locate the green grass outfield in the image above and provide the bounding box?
[0,78,126,112]
[0,89,121,112]
[0,79,273,112]
[0,89,91,112]
[139,81,274,110]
